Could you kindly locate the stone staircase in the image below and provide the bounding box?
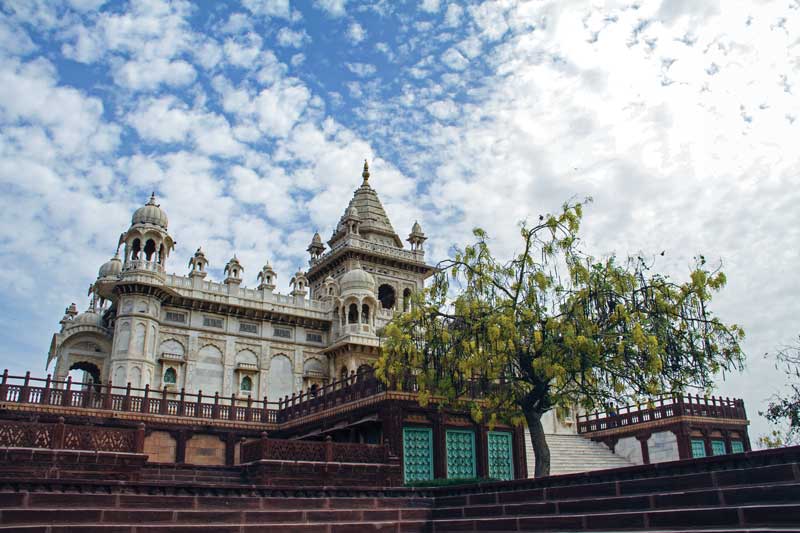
[1,449,799,532]
[524,430,634,476]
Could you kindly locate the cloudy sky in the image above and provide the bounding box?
[0,0,798,442]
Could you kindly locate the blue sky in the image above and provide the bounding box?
[0,0,798,441]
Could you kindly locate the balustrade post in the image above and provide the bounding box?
[84,380,93,408]
[229,393,237,421]
[260,431,269,461]
[43,374,52,405]
[134,423,145,453]
[51,416,66,449]
[213,392,220,419]
[161,386,169,415]
[179,388,186,416]
[261,396,268,423]
[246,395,253,422]
[123,382,132,411]
[0,369,8,401]
[325,435,334,463]
[141,384,150,413]
[62,376,73,407]
[103,380,113,410]
[20,371,30,403]
[196,391,203,419]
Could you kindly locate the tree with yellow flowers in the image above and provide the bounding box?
[376,200,745,477]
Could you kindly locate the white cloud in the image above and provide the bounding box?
[291,54,306,67]
[427,99,458,120]
[242,0,291,19]
[127,96,244,156]
[420,0,440,14]
[347,21,366,44]
[443,3,463,27]
[441,47,469,70]
[0,16,36,56]
[314,0,348,18]
[113,57,196,91]
[345,62,376,77]
[276,27,310,48]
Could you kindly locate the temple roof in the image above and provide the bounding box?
[330,161,403,248]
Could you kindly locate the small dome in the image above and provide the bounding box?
[131,193,168,229]
[98,253,122,278]
[339,262,375,294]
[67,310,102,329]
[411,221,423,234]
[312,232,322,244]
[345,205,359,219]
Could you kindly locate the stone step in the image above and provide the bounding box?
[0,493,434,511]
[0,522,429,532]
[432,481,800,519]
[430,502,800,531]
[524,430,636,476]
[0,508,432,526]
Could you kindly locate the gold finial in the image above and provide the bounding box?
[362,159,370,183]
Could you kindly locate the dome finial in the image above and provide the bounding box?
[362,159,370,184]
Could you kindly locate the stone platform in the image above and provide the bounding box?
[0,446,797,532]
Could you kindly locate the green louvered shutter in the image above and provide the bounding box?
[691,439,706,458]
[487,431,514,481]
[711,440,726,456]
[402,427,433,483]
[446,430,476,479]
[731,440,744,454]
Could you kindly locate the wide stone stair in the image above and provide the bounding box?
[0,488,434,532]
[430,451,800,532]
[524,430,635,476]
[1,447,799,532]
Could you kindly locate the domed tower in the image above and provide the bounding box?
[110,193,174,391]
[407,221,427,251]
[188,247,208,278]
[257,260,277,292]
[307,232,325,263]
[224,255,243,285]
[290,269,308,298]
[121,193,174,281]
[309,161,435,377]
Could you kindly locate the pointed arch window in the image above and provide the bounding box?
[163,367,177,384]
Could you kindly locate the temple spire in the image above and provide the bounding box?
[362,159,370,185]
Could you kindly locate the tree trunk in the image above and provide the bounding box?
[525,409,550,477]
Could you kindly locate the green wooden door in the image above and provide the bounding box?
[402,427,433,483]
[446,430,476,479]
[487,431,514,481]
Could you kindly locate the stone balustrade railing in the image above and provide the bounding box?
[577,395,748,434]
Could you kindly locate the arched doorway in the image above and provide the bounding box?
[378,284,396,309]
[68,361,101,384]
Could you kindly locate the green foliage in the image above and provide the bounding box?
[761,337,800,445]
[377,199,745,472]
[757,430,788,449]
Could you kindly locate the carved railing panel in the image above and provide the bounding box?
[577,395,748,434]
[0,420,53,448]
[240,436,389,465]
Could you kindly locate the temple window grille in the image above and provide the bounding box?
[203,316,224,329]
[165,311,186,324]
[274,327,292,339]
[239,322,258,334]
